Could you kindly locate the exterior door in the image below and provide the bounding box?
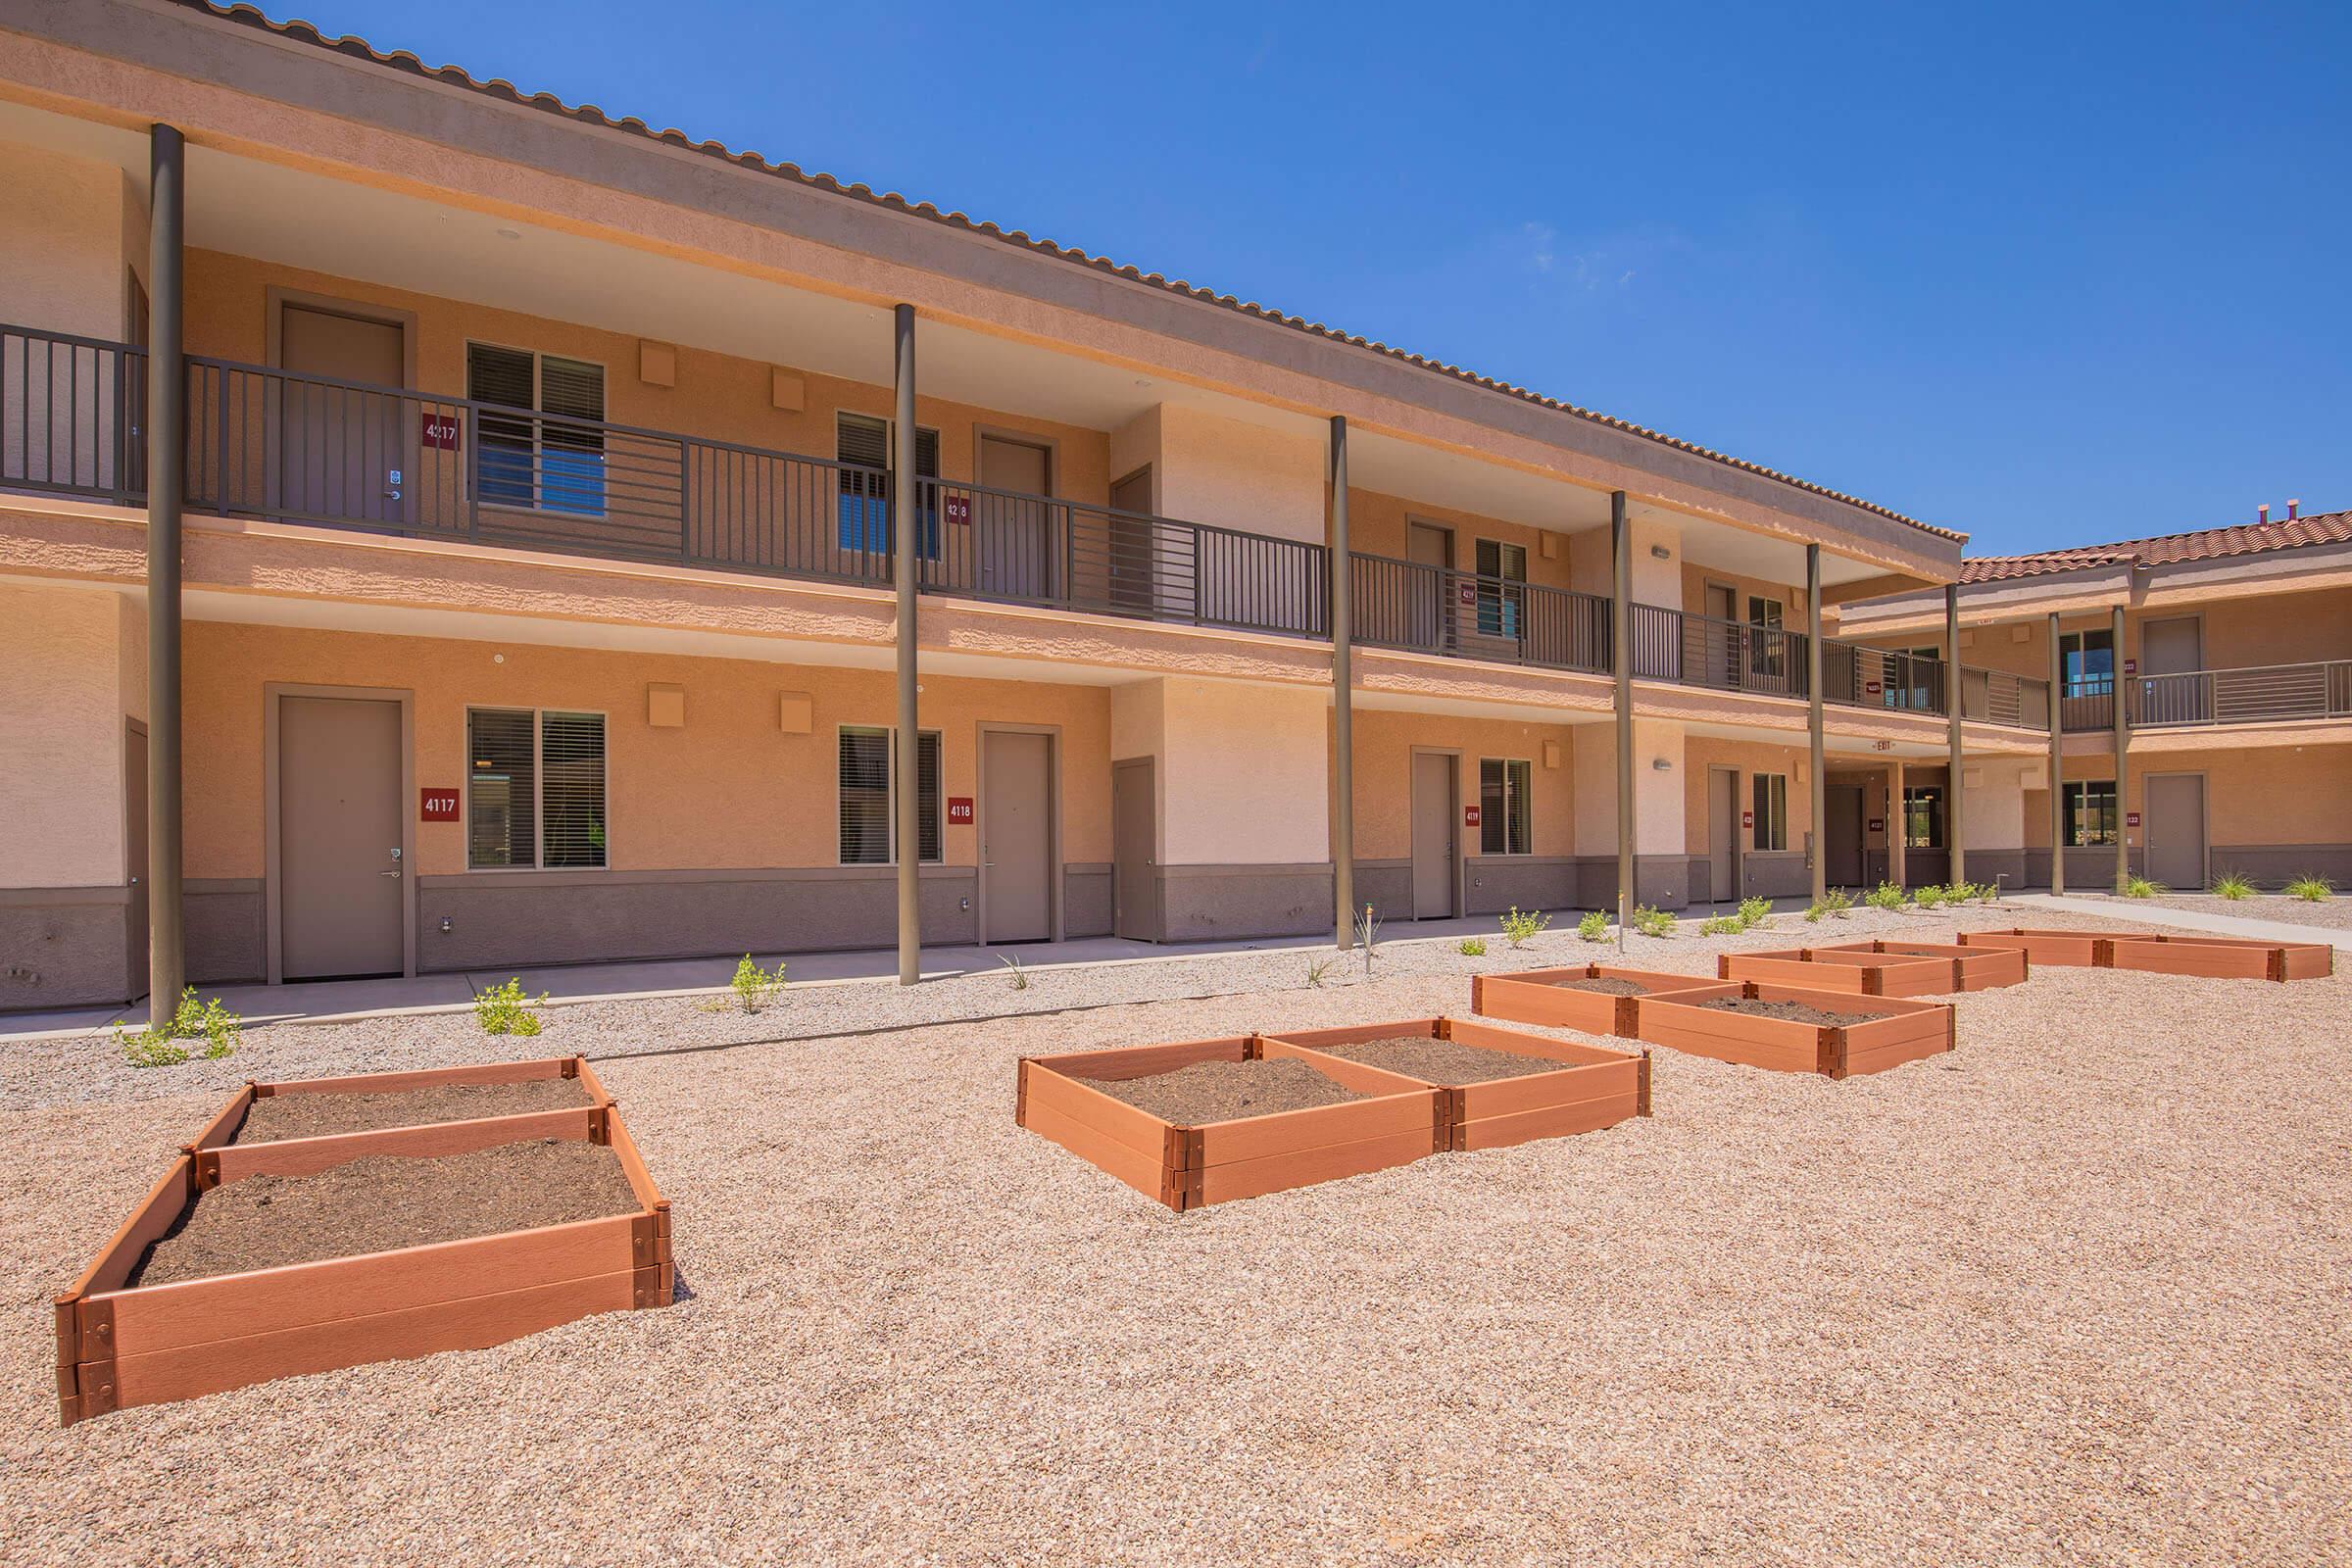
[1111,757,1158,941]
[1411,752,1457,919]
[2139,616,2206,723]
[1704,582,1739,687]
[279,696,404,979]
[125,721,148,1002]
[1107,466,1155,613]
[1826,784,1865,888]
[2145,773,2208,892]
[976,435,1054,602]
[1707,766,1739,903]
[276,303,409,526]
[1406,520,1452,653]
[981,730,1054,943]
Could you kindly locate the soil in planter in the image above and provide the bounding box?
[1081,1058,1365,1126]
[1315,1036,1576,1086]
[1548,976,1648,997]
[130,1139,641,1288]
[1697,997,1872,1028]
[236,1078,594,1144]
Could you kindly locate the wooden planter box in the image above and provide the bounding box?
[1718,948,1958,996]
[1016,1036,1441,1211]
[1263,1016,1650,1152]
[1955,927,2164,966]
[186,1055,613,1186]
[1636,983,1955,1079]
[2103,934,2335,981]
[1834,939,2030,990]
[1471,964,1725,1038]
[55,1100,670,1426]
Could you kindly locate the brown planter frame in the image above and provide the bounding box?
[56,1098,669,1426]
[1812,939,2029,991]
[1718,948,1958,997]
[1955,928,2165,966]
[1636,983,1955,1079]
[1016,1036,1441,1211]
[1263,1016,1650,1152]
[2102,934,2335,981]
[1471,964,1728,1038]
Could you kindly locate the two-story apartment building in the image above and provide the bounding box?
[1,1,2070,1012]
[1833,509,2352,894]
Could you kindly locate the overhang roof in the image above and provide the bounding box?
[1961,510,2352,584]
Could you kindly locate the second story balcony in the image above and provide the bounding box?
[2062,665,2352,731]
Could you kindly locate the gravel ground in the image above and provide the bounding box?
[2131,894,2352,933]
[4,904,2347,1565]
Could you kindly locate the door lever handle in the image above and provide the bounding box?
[380,869,402,878]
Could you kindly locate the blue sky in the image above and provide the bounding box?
[287,0,2349,556]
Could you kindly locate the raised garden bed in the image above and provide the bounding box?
[1718,948,1958,997]
[1264,1016,1649,1152]
[185,1056,613,1187]
[1015,1036,1441,1210]
[55,1095,668,1426]
[1955,928,2164,967]
[2102,934,2335,982]
[1471,964,1728,1038]
[1816,939,2030,991]
[1636,982,1955,1079]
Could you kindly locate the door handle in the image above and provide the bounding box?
[380,869,402,878]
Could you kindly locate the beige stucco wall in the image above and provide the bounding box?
[0,582,136,888]
[1148,405,1324,546]
[2028,742,2351,851]
[1345,488,1578,593]
[1109,675,1327,865]
[1681,562,1807,622]
[1682,736,1809,857]
[1931,588,2352,683]
[1345,710,1574,860]
[0,139,137,337]
[1570,717,1686,857]
[176,620,1112,880]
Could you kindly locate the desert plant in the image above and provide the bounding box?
[1736,895,1772,930]
[1456,937,1488,956]
[473,977,547,1037]
[2124,874,2165,899]
[1865,881,1909,911]
[1304,952,1340,988]
[1498,906,1550,949]
[2209,870,2256,902]
[1943,881,1984,906]
[1355,904,1383,975]
[1631,905,1675,938]
[117,987,242,1068]
[1698,913,1740,936]
[1912,883,1947,909]
[1577,909,1610,943]
[729,954,788,1013]
[999,953,1030,991]
[1804,888,1855,923]
[2285,873,2334,903]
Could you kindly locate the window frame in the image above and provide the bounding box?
[1477,756,1534,857]
[1901,783,1945,850]
[1751,771,1789,852]
[836,412,944,561]
[836,724,945,866]
[465,339,610,517]
[2059,628,2116,698]
[2061,779,2119,848]
[1473,538,1528,639]
[463,705,611,872]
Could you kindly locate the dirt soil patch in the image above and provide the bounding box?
[235,1078,594,1144]
[1699,997,1872,1027]
[1551,976,1647,996]
[130,1139,640,1287]
[1082,1057,1365,1125]
[1314,1035,1575,1085]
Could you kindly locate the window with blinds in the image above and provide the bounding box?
[466,343,607,516]
[838,725,942,864]
[1473,539,1526,639]
[1752,772,1788,852]
[1902,784,1945,850]
[1478,758,1532,856]
[466,708,607,870]
[836,413,942,558]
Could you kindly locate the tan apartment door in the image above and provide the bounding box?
[1407,521,1452,653]
[125,721,148,1002]
[1826,784,1865,888]
[976,436,1054,603]
[1107,466,1156,613]
[982,730,1054,943]
[276,304,409,527]
[1112,758,1158,941]
[279,696,405,979]
[1707,765,1740,903]
[2139,616,2206,724]
[2145,773,2208,892]
[1411,752,1457,919]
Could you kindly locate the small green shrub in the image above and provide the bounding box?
[729,954,787,1013]
[473,978,547,1037]
[1865,881,1909,911]
[1305,953,1340,988]
[1736,896,1772,930]
[1631,905,1675,938]
[2209,870,2255,902]
[1942,881,1985,906]
[119,987,242,1068]
[2124,874,2165,899]
[1498,906,1551,949]
[1912,884,1948,909]
[1456,937,1488,956]
[2285,874,2334,903]
[999,954,1030,991]
[1698,914,1740,936]
[1576,910,1610,943]
[1804,888,1855,924]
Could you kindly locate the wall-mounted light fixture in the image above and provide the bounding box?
[1650,758,1672,770]
[1648,544,1672,560]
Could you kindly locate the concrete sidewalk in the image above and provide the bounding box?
[2008,893,2352,951]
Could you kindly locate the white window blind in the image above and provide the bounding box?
[466,344,606,514]
[839,726,942,864]
[540,711,608,868]
[1479,758,1532,856]
[467,708,606,870]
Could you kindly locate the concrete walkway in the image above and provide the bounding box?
[2008,893,2352,952]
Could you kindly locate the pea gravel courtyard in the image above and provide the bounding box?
[2,908,2345,1566]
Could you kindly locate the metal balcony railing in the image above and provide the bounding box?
[1964,666,2051,728]
[1,324,147,503]
[2129,662,2352,727]
[1348,553,1610,674]
[1823,645,1944,714]
[2061,677,2118,732]
[1628,603,1807,697]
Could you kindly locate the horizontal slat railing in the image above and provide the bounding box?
[1823,644,1946,715]
[1,323,146,504]
[2061,678,2117,732]
[2131,662,2352,727]
[1348,553,1609,673]
[1629,603,1807,697]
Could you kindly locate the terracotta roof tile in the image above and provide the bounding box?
[173,2,1959,543]
[1960,510,2352,584]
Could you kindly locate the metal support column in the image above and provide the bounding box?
[2111,604,2131,895]
[146,123,186,1015]
[1328,416,1354,949]
[1888,758,1907,889]
[1806,545,1826,903]
[1945,584,1965,886]
[2047,612,2065,893]
[892,304,920,985]
[1611,492,1634,929]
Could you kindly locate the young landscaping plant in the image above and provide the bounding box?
[1912,884,1948,909]
[473,978,547,1037]
[2286,873,2335,903]
[1457,937,1488,956]
[1804,888,1856,923]
[999,954,1030,991]
[1736,895,1772,930]
[1699,913,1741,936]
[1304,953,1340,987]
[1577,909,1610,943]
[1631,905,1675,938]
[2125,874,2166,899]
[1498,906,1551,949]
[1355,904,1383,976]
[1865,881,1909,911]
[730,955,788,1013]
[117,987,241,1068]
[2209,870,2256,902]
